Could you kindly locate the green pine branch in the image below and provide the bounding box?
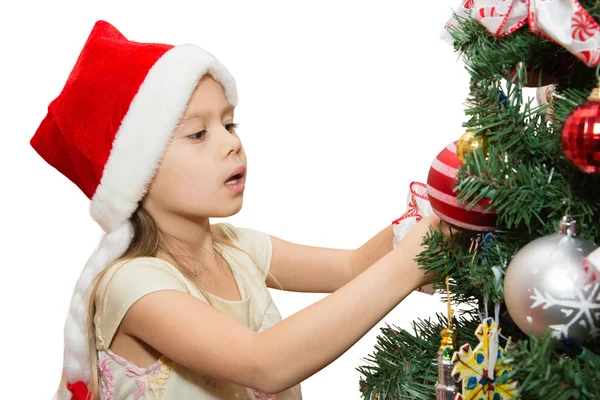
[356,313,479,400]
[505,333,600,399]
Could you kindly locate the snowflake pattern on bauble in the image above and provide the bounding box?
[530,281,600,341]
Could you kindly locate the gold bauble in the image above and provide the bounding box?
[457,129,489,163]
[439,328,456,349]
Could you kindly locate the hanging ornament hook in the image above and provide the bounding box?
[446,275,454,331]
[435,275,459,399]
[559,215,578,237]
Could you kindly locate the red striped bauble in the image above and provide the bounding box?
[426,141,499,232]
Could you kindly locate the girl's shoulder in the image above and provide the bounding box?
[100,256,185,284]
[95,257,190,307]
[94,257,194,351]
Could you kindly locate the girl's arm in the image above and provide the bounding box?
[350,221,397,278]
[122,214,443,393]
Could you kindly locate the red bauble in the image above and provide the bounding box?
[426,141,499,232]
[505,55,577,88]
[506,67,557,88]
[561,99,600,174]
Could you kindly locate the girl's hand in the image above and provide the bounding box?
[391,214,453,288]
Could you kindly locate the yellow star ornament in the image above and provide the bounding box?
[451,318,519,400]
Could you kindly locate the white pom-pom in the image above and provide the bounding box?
[61,221,134,390]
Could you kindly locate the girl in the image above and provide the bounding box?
[31,20,449,400]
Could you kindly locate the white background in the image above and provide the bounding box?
[0,1,537,398]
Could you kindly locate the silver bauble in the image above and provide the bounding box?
[504,216,599,345]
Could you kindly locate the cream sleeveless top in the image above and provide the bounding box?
[93,222,303,400]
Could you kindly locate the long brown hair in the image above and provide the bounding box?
[55,203,283,400]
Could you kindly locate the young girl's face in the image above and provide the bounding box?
[142,74,246,221]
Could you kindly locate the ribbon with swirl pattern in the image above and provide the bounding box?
[392,182,433,249]
[441,0,600,67]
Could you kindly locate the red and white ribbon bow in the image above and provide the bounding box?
[392,182,433,249]
[392,182,435,295]
[442,0,600,67]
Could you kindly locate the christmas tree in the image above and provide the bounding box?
[357,1,600,399]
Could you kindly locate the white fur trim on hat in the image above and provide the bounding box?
[90,43,238,233]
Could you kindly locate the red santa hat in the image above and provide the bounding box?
[30,20,238,399]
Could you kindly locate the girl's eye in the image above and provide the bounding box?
[188,131,206,140]
[225,122,239,133]
[188,123,239,141]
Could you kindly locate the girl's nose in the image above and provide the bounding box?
[220,124,242,154]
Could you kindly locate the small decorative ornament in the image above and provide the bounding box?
[561,82,600,174]
[497,89,507,109]
[451,318,519,400]
[457,129,489,164]
[427,141,498,232]
[536,84,556,121]
[536,84,555,106]
[504,216,599,345]
[436,276,460,400]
